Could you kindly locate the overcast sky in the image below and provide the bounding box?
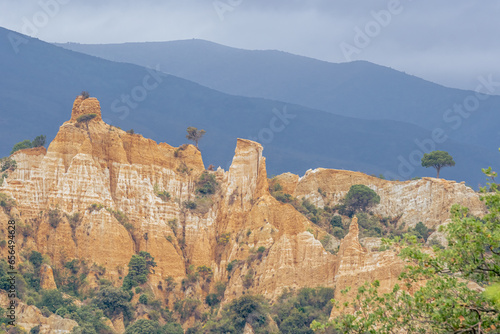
[1,0,499,91]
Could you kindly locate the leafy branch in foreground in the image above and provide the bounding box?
[312,166,500,333]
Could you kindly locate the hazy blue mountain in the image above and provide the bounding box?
[0,27,495,187]
[56,39,500,154]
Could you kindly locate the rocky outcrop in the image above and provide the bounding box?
[330,217,404,318]
[0,292,78,333]
[275,168,485,228]
[39,264,57,290]
[0,97,487,331]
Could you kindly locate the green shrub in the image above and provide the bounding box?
[122,252,156,290]
[219,295,270,333]
[48,209,61,229]
[168,219,177,236]
[1,158,16,172]
[273,287,334,334]
[257,246,266,253]
[165,276,177,293]
[92,285,131,319]
[205,293,219,307]
[218,233,230,245]
[126,129,135,135]
[196,265,213,280]
[107,208,131,230]
[81,91,90,99]
[138,294,148,305]
[330,215,343,229]
[87,203,104,212]
[414,221,430,241]
[226,259,238,273]
[36,290,73,313]
[29,325,40,334]
[157,191,170,201]
[29,251,43,269]
[173,298,201,321]
[55,307,68,317]
[0,193,16,213]
[183,201,197,210]
[32,135,46,148]
[273,192,294,203]
[243,269,254,289]
[76,113,97,123]
[10,139,32,154]
[196,172,218,195]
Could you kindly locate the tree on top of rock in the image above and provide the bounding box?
[421,150,455,178]
[186,127,206,148]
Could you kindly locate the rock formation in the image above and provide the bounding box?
[330,217,404,318]
[0,97,488,331]
[0,292,78,333]
[274,168,485,228]
[39,264,58,290]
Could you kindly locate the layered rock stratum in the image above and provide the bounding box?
[0,97,488,331]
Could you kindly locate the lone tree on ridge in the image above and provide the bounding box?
[421,150,455,178]
[186,127,206,148]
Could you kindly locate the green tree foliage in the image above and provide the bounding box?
[186,127,206,148]
[76,113,97,123]
[343,184,380,213]
[31,135,46,148]
[421,150,455,178]
[29,251,43,270]
[414,221,429,241]
[138,294,148,305]
[273,287,335,334]
[330,215,342,229]
[92,286,131,319]
[69,304,114,334]
[48,209,61,228]
[125,319,183,334]
[122,252,157,290]
[1,158,16,172]
[36,290,72,314]
[0,193,16,214]
[10,139,32,154]
[205,295,270,333]
[81,91,90,99]
[312,168,500,333]
[10,135,47,154]
[173,298,201,321]
[196,172,218,195]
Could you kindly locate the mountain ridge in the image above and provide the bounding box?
[0,27,496,186]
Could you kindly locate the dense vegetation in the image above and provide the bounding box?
[10,135,46,154]
[268,180,428,244]
[312,167,500,333]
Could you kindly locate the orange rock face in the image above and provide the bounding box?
[276,168,485,228]
[0,97,487,325]
[40,264,58,290]
[330,217,404,318]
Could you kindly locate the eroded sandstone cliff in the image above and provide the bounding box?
[0,97,487,331]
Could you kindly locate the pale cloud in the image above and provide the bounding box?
[1,0,498,90]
